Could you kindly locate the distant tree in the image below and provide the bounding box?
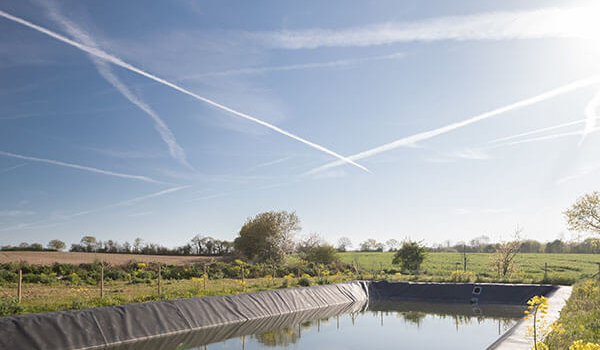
[18,242,29,249]
[392,240,426,272]
[47,239,66,251]
[545,239,567,253]
[564,191,600,235]
[336,237,352,252]
[80,236,97,252]
[385,239,400,252]
[133,237,143,253]
[234,210,300,264]
[359,238,384,252]
[519,239,542,253]
[29,243,43,251]
[297,234,339,264]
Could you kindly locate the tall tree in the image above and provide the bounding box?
[336,237,352,252]
[564,191,600,235]
[234,210,300,264]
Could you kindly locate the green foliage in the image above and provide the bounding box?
[296,234,339,265]
[392,241,426,273]
[565,192,600,235]
[47,239,66,251]
[234,211,300,264]
[298,277,311,287]
[545,280,600,349]
[0,299,24,316]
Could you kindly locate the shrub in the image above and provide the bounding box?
[392,241,426,273]
[0,299,24,316]
[0,270,18,283]
[298,277,311,287]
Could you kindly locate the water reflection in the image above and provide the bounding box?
[108,301,522,350]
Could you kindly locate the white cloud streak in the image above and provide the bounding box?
[260,5,600,49]
[0,150,162,184]
[0,163,27,174]
[305,75,600,175]
[0,9,369,173]
[43,6,191,168]
[181,52,405,79]
[580,89,600,145]
[502,127,600,146]
[489,119,585,144]
[0,186,187,231]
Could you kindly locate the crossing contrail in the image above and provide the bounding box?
[580,89,600,145]
[489,119,585,144]
[305,75,600,175]
[0,9,369,173]
[0,150,162,184]
[44,5,192,168]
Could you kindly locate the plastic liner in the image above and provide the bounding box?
[0,281,369,350]
[0,281,558,350]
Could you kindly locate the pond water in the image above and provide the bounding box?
[111,302,523,350]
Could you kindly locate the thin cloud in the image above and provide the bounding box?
[0,9,369,173]
[44,5,191,168]
[182,52,404,79]
[305,75,600,176]
[0,210,35,217]
[489,119,585,144]
[504,127,600,146]
[248,156,293,171]
[580,89,600,145]
[556,164,600,184]
[0,150,162,184]
[259,5,599,49]
[0,186,187,231]
[0,163,27,174]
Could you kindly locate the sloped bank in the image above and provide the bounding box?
[0,281,568,350]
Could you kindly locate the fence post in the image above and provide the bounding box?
[544,262,548,281]
[157,265,162,297]
[463,244,467,272]
[100,264,104,298]
[241,265,245,287]
[203,264,207,290]
[17,269,22,303]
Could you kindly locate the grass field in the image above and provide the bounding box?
[340,252,600,284]
[1,251,599,316]
[0,251,216,266]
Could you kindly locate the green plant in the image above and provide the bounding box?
[298,277,311,287]
[392,241,426,273]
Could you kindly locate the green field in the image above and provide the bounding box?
[340,252,600,284]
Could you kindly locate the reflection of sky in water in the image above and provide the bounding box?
[197,310,518,350]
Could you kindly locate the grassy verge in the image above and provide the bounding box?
[0,274,352,316]
[544,279,600,349]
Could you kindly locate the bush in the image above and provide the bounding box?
[0,270,18,283]
[392,241,426,273]
[0,299,24,316]
[298,277,311,287]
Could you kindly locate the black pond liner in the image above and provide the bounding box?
[0,281,557,350]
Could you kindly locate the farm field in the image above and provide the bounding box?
[340,252,600,284]
[0,251,216,266]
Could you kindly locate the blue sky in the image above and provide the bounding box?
[1,0,599,248]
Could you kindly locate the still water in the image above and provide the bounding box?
[111,302,522,350]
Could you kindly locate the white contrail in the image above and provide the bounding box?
[181,52,404,80]
[504,127,600,146]
[44,6,191,168]
[0,163,27,174]
[305,75,600,175]
[0,186,188,231]
[0,9,369,173]
[260,5,599,49]
[579,89,600,145]
[0,150,162,183]
[65,185,189,218]
[489,119,585,144]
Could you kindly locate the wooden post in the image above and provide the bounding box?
[463,244,467,272]
[455,262,460,273]
[544,262,548,280]
[241,265,245,289]
[100,264,104,298]
[157,265,162,297]
[203,264,207,290]
[17,269,22,303]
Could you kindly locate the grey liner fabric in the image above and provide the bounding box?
[0,281,557,350]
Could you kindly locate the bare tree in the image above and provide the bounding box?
[336,237,352,252]
[490,228,522,277]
